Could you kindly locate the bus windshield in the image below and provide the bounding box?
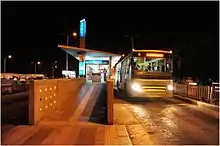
[133,54,172,73]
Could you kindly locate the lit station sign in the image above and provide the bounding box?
[134,52,166,58]
[85,60,109,65]
[146,53,164,58]
[80,19,86,38]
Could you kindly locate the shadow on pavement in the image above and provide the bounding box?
[1,98,29,125]
[88,84,107,124]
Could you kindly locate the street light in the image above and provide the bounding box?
[32,61,41,74]
[4,55,12,73]
[52,61,58,78]
[66,32,77,71]
[72,32,77,37]
[59,32,78,71]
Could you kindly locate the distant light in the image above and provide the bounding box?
[212,82,220,85]
[72,32,77,37]
[122,54,125,57]
[132,49,135,51]
[8,55,12,59]
[55,65,58,68]
[189,82,197,86]
[37,61,41,65]
[138,53,141,56]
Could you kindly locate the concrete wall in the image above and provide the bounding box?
[29,78,85,124]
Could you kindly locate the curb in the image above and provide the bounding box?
[174,94,219,111]
[120,125,133,145]
[173,94,198,105]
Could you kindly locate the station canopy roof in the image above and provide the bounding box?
[58,44,122,67]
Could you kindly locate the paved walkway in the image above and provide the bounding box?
[2,123,132,145]
[2,83,133,145]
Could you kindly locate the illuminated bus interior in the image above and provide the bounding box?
[133,52,172,73]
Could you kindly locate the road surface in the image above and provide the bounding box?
[114,91,219,145]
[1,93,29,125]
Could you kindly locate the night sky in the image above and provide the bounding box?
[1,1,219,80]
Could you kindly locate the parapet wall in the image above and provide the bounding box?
[29,78,85,124]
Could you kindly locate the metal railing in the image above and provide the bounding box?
[210,82,220,104]
[174,83,219,105]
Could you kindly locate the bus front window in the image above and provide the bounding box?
[133,56,172,73]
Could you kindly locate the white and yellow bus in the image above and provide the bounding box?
[114,49,173,98]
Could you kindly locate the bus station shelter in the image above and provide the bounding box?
[58,45,121,82]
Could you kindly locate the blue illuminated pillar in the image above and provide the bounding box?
[80,19,86,48]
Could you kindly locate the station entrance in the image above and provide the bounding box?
[86,63,109,83]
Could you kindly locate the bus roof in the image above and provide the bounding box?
[133,49,172,54]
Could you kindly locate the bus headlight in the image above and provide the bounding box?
[167,84,173,91]
[131,83,142,92]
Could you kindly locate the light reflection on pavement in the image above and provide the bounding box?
[114,93,219,145]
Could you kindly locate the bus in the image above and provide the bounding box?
[114,49,173,98]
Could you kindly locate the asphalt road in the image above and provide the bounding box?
[114,91,219,145]
[1,93,29,125]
